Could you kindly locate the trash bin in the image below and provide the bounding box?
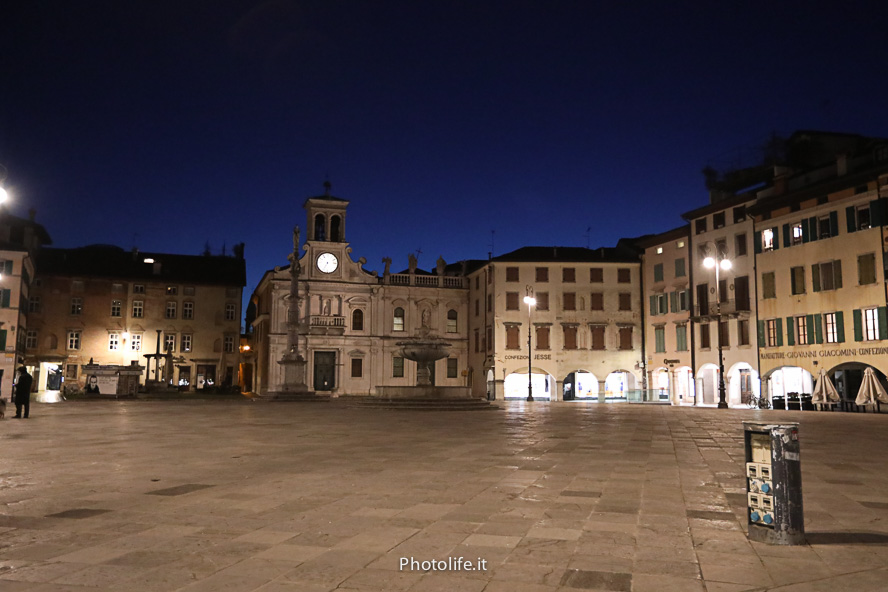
[743,422,805,545]
[772,395,786,410]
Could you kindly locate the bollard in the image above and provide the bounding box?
[743,422,805,545]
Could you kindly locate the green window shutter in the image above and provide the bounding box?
[786,317,795,346]
[782,224,791,248]
[772,226,780,250]
[871,199,886,227]
[880,307,888,340]
[670,291,677,313]
[0,290,9,308]
[757,320,766,347]
[3,261,11,275]
[776,318,784,346]
[815,314,823,344]
[834,259,843,289]
[836,311,845,343]
[808,216,819,241]
[649,295,657,316]
[847,206,857,233]
[806,315,815,343]
[0,329,6,350]
[829,211,839,237]
[853,309,863,342]
[801,218,810,243]
[812,264,821,292]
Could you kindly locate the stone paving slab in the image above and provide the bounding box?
[1,401,888,591]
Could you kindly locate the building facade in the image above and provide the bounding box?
[464,246,644,401]
[248,188,470,396]
[749,133,888,403]
[26,245,246,397]
[0,210,51,397]
[638,226,693,405]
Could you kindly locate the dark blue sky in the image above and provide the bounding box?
[3,1,888,301]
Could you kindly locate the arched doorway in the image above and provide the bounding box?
[605,370,637,402]
[727,362,760,406]
[674,366,694,405]
[486,368,495,401]
[765,366,814,400]
[505,368,555,401]
[828,363,888,404]
[651,367,670,402]
[563,370,599,401]
[696,363,719,405]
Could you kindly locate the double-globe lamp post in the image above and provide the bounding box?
[524,286,536,402]
[703,249,732,409]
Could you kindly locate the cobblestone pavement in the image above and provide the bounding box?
[1,400,888,592]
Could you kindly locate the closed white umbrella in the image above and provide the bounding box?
[811,368,840,404]
[855,367,888,406]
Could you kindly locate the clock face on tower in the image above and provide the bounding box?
[317,252,339,273]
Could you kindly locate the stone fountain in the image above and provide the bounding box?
[367,326,494,410]
[397,326,451,386]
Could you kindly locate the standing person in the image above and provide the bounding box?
[13,366,33,419]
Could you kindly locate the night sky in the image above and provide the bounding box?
[3,1,888,312]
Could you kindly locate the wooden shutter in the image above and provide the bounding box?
[871,199,886,227]
[847,205,857,233]
[812,264,821,292]
[782,224,791,248]
[836,311,845,343]
[880,307,888,340]
[814,314,823,344]
[757,320,765,347]
[829,211,839,237]
[786,317,795,346]
[808,216,818,241]
[776,318,784,346]
[853,309,863,342]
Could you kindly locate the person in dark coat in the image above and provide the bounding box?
[13,366,33,419]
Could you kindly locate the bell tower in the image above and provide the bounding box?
[303,181,350,279]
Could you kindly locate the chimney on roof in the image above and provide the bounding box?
[553,247,558,258]
[152,261,161,275]
[837,153,848,176]
[131,246,139,260]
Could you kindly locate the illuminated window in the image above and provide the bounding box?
[165,301,177,319]
[393,307,405,331]
[166,286,178,295]
[132,300,144,318]
[181,334,192,352]
[791,223,803,245]
[795,316,808,345]
[111,300,122,317]
[164,334,176,352]
[825,313,838,343]
[183,302,194,320]
[864,307,879,341]
[131,334,142,351]
[762,228,774,251]
[766,319,777,347]
[109,333,120,351]
[70,297,83,315]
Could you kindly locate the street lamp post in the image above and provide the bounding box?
[524,286,536,402]
[703,247,732,409]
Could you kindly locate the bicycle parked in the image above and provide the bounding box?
[746,394,771,409]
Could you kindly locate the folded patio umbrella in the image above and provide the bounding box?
[855,367,888,406]
[811,368,840,404]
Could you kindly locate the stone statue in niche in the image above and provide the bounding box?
[322,299,331,315]
[408,253,417,274]
[421,308,431,328]
[382,257,392,276]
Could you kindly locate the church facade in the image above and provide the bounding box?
[248,187,471,397]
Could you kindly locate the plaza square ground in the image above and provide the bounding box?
[1,400,888,592]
